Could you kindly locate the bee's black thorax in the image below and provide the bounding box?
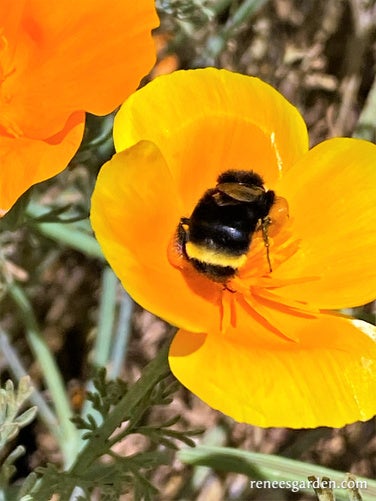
[188,187,274,255]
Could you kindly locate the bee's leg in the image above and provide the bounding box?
[177,218,190,257]
[180,217,190,226]
[223,283,236,293]
[261,216,272,272]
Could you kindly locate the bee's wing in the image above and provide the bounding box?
[216,182,264,203]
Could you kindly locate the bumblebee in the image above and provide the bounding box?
[177,170,275,282]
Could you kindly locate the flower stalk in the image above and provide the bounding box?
[7,281,80,466]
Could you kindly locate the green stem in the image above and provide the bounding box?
[7,282,79,466]
[92,268,118,368]
[31,220,103,260]
[211,0,233,15]
[353,73,376,141]
[108,288,133,379]
[203,0,269,61]
[26,203,104,261]
[178,446,376,501]
[228,0,269,30]
[70,343,170,475]
[80,268,118,428]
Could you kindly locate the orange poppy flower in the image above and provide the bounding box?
[91,68,376,428]
[0,0,159,216]
[150,32,179,79]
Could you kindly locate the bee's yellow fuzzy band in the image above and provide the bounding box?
[185,242,247,268]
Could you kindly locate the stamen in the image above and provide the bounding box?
[255,274,320,289]
[252,287,320,316]
[239,293,298,343]
[219,289,237,333]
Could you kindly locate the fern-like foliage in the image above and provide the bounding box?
[21,344,202,500]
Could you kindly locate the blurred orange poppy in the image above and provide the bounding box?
[150,32,179,79]
[0,0,159,215]
[91,68,376,428]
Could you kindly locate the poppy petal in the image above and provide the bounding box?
[113,68,308,212]
[273,138,376,308]
[0,111,84,215]
[169,314,376,428]
[3,0,159,138]
[90,140,222,332]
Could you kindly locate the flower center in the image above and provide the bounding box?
[168,183,319,339]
